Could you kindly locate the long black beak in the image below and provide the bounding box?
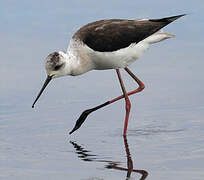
[32,75,52,108]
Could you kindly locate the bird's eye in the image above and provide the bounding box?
[54,64,63,71]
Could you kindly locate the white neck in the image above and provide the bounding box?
[64,41,95,76]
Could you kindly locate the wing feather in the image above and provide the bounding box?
[72,15,185,52]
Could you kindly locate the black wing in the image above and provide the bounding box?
[73,14,185,52]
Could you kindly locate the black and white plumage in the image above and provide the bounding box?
[32,14,185,135]
[39,14,185,77]
[73,15,182,52]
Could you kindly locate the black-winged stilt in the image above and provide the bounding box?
[32,14,185,136]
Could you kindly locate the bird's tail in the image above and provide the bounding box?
[144,29,175,44]
[144,14,186,44]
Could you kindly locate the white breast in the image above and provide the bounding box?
[67,30,175,73]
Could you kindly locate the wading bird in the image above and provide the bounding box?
[32,14,185,136]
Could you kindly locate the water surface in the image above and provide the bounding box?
[1,0,204,179]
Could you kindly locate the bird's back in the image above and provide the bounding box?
[72,14,185,52]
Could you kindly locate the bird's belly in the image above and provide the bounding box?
[91,41,149,70]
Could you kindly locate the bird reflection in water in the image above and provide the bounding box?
[70,136,148,180]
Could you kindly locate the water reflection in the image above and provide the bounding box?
[70,136,148,180]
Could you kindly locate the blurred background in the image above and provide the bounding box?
[0,1,204,180]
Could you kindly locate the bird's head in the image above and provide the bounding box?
[32,51,69,108]
[45,51,68,78]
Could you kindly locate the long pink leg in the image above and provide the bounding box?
[69,67,145,135]
[109,67,145,103]
[116,69,131,136]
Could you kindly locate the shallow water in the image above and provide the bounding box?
[1,77,204,180]
[1,1,204,179]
